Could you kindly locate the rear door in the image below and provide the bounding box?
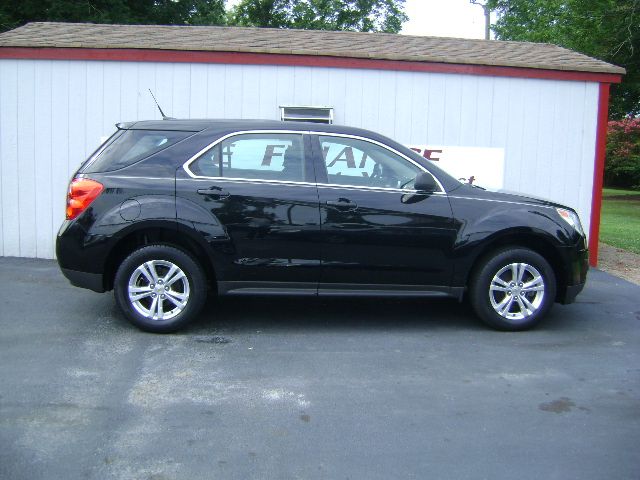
[312,133,456,290]
[176,131,322,293]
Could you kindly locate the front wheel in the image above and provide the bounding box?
[114,245,207,333]
[469,248,556,331]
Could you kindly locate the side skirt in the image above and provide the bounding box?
[218,281,463,299]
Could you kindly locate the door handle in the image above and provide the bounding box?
[326,198,357,210]
[197,187,230,199]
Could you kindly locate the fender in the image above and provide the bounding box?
[175,196,239,282]
[91,194,177,230]
[450,202,571,286]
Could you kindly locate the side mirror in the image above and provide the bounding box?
[413,172,438,192]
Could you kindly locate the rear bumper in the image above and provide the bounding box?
[57,219,109,293]
[60,267,105,293]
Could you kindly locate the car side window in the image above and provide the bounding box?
[319,136,426,189]
[85,129,191,173]
[190,133,305,182]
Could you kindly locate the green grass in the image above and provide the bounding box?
[599,188,640,254]
[602,187,640,198]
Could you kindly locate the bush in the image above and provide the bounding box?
[605,117,640,190]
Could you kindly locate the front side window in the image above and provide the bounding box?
[190,133,305,182]
[319,136,425,190]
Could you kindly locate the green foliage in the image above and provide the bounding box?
[189,0,228,25]
[0,1,227,32]
[0,0,406,34]
[486,0,640,117]
[605,118,640,190]
[229,0,407,33]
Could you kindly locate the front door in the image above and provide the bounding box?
[176,132,321,293]
[312,134,456,289]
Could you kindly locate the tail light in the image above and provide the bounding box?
[66,178,104,220]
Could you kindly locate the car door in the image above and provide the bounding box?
[312,133,457,291]
[176,131,322,293]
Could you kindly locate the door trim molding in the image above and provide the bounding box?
[218,280,463,300]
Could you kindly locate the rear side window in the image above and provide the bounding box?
[189,133,305,182]
[84,129,191,173]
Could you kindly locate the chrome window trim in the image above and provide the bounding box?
[176,176,318,188]
[182,130,308,181]
[182,129,446,194]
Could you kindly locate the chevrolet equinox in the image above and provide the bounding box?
[56,120,588,332]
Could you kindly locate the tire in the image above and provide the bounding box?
[114,245,207,333]
[469,248,556,331]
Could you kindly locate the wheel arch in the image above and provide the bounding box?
[103,222,217,292]
[462,230,567,302]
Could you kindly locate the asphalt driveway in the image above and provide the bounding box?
[1,257,639,480]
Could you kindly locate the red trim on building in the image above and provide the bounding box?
[0,47,623,84]
[588,83,611,267]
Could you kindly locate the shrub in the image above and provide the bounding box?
[605,117,640,190]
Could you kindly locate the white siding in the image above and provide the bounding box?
[0,58,600,259]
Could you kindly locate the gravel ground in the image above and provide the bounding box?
[0,257,639,480]
[598,243,640,285]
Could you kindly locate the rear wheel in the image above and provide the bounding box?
[114,245,207,333]
[469,248,556,331]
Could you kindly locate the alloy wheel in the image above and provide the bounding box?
[127,260,190,321]
[489,262,545,321]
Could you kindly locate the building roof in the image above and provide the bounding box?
[0,21,625,75]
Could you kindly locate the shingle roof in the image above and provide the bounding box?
[0,22,625,75]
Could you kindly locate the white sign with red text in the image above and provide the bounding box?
[409,145,505,190]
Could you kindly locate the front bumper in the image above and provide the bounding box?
[561,282,585,304]
[558,244,588,304]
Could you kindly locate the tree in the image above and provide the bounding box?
[0,0,407,34]
[606,118,640,189]
[0,0,227,33]
[229,0,408,33]
[189,0,228,25]
[487,0,640,118]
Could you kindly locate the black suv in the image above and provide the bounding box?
[57,119,588,333]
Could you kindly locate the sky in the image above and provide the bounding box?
[401,0,490,39]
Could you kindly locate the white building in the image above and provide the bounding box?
[0,22,624,264]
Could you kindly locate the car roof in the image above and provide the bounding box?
[122,119,384,138]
